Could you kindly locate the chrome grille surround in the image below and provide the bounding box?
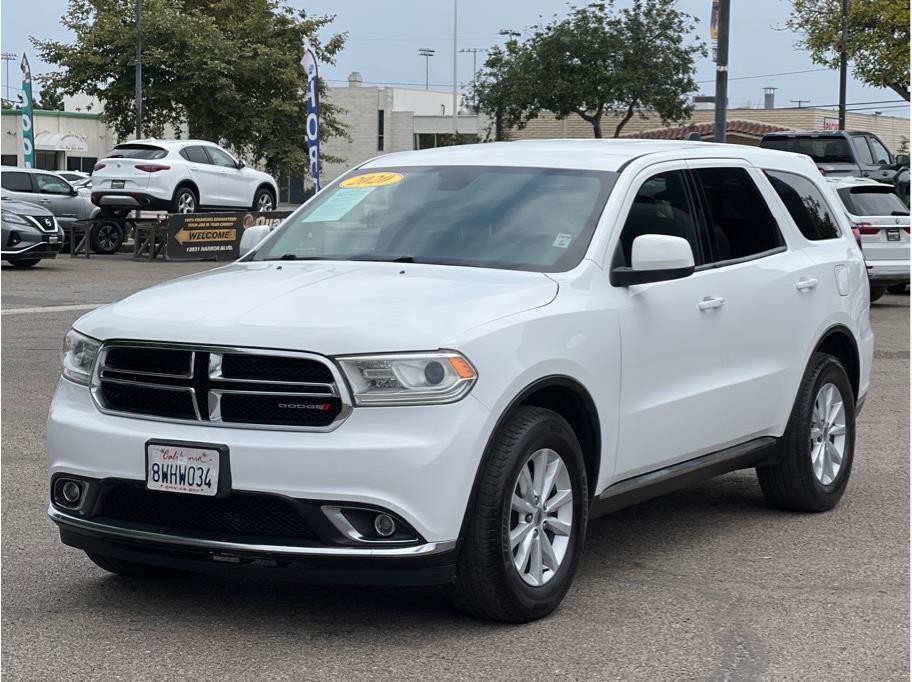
[90,341,352,432]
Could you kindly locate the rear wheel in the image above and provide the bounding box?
[869,286,886,302]
[253,187,275,212]
[449,406,588,622]
[757,353,855,512]
[170,186,197,214]
[89,221,124,255]
[8,258,41,268]
[86,552,170,578]
[887,283,908,295]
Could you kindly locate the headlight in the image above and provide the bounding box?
[1,210,28,225]
[337,351,477,406]
[61,329,101,385]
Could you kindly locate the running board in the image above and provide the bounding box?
[591,436,780,518]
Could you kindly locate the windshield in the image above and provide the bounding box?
[838,187,910,216]
[253,166,617,272]
[763,137,852,164]
[105,144,167,160]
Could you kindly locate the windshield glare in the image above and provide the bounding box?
[253,166,617,272]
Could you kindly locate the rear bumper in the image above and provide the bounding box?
[867,260,909,285]
[51,505,458,585]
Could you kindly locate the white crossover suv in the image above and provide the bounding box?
[48,141,873,622]
[90,139,279,214]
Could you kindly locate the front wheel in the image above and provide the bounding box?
[89,221,124,255]
[253,187,275,212]
[887,283,908,295]
[756,353,855,512]
[449,406,588,622]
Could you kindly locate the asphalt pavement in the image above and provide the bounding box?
[1,255,908,681]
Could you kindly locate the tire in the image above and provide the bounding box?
[9,258,41,268]
[86,552,170,578]
[253,187,275,212]
[756,353,855,512]
[448,406,588,623]
[89,221,124,255]
[887,283,908,295]
[170,186,198,214]
[869,286,886,302]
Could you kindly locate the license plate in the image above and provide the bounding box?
[111,180,125,189]
[48,235,58,244]
[146,442,221,496]
[887,229,901,241]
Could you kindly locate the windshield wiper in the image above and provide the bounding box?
[262,254,330,261]
[348,254,417,263]
[891,210,910,216]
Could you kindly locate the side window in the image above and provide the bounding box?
[765,170,840,240]
[1,171,33,192]
[180,146,210,164]
[868,137,892,166]
[851,137,874,165]
[205,146,237,168]
[617,170,703,267]
[692,167,783,262]
[35,174,73,195]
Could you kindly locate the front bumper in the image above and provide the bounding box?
[49,378,493,558]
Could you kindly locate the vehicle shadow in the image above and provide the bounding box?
[52,471,780,630]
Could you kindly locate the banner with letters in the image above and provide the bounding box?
[302,47,321,192]
[20,54,35,168]
[166,211,291,261]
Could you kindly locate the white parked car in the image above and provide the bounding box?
[827,176,910,300]
[48,140,873,622]
[90,139,279,214]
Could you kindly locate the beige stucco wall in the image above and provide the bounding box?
[1,109,117,167]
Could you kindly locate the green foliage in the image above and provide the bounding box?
[788,0,909,101]
[474,1,705,139]
[31,0,349,173]
[34,85,65,110]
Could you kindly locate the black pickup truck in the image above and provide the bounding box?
[760,130,909,179]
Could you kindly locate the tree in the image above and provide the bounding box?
[31,0,349,174]
[474,1,705,139]
[788,0,909,101]
[34,85,64,110]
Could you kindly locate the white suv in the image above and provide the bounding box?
[90,139,279,214]
[48,141,873,622]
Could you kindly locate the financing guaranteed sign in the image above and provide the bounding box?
[302,47,321,192]
[166,211,291,261]
[20,54,35,168]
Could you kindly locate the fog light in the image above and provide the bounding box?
[61,480,82,504]
[374,513,396,537]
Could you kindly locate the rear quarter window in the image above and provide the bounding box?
[765,170,841,240]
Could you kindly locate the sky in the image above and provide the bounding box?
[0,0,908,118]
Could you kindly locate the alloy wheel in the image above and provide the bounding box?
[508,448,574,587]
[177,191,196,213]
[95,224,119,252]
[257,193,274,211]
[810,382,847,485]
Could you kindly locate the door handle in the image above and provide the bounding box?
[698,296,725,311]
[795,277,819,291]
[38,198,51,203]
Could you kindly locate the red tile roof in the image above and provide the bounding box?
[620,119,792,140]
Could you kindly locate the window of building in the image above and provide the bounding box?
[377,110,385,151]
[35,150,58,170]
[1,154,17,167]
[66,156,98,173]
[693,167,783,262]
[617,170,704,267]
[765,170,841,240]
[0,171,33,192]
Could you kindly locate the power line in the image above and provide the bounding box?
[696,68,829,84]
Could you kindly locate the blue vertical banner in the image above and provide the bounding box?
[20,54,35,168]
[302,47,320,192]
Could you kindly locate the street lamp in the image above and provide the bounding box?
[418,47,435,90]
[459,47,486,110]
[497,29,520,40]
[1,52,15,103]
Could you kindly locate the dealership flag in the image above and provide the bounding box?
[302,47,320,192]
[20,54,35,168]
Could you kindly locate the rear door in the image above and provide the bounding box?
[180,145,221,206]
[0,170,37,204]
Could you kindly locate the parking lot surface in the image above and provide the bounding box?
[2,256,908,681]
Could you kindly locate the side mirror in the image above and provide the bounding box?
[611,234,696,286]
[239,224,271,256]
[236,160,246,170]
[895,154,909,168]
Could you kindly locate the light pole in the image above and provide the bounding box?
[459,47,486,110]
[713,0,730,143]
[1,52,15,103]
[452,0,458,134]
[418,48,435,90]
[497,29,520,41]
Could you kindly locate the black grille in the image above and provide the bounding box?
[106,347,192,376]
[220,394,342,427]
[99,382,196,419]
[97,485,317,542]
[220,354,333,384]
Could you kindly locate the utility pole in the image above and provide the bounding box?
[452,0,458,135]
[713,0,730,143]
[135,0,142,139]
[1,52,15,103]
[459,48,486,110]
[838,0,849,129]
[418,48,435,90]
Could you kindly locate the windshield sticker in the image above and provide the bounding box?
[340,172,403,188]
[301,188,374,222]
[553,233,573,248]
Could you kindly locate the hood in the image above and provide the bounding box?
[75,261,559,355]
[1,198,53,216]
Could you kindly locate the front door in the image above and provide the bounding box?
[205,146,250,208]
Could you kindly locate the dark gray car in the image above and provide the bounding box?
[1,198,65,267]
